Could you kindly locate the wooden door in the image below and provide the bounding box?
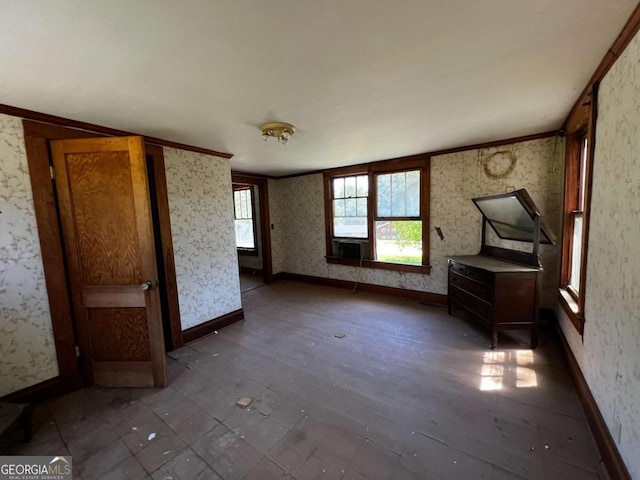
[51,136,166,387]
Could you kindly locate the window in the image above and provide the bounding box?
[324,155,430,273]
[559,86,596,334]
[568,136,588,294]
[233,186,256,253]
[332,175,368,238]
[375,170,422,265]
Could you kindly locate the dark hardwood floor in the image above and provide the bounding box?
[239,272,265,293]
[11,280,607,479]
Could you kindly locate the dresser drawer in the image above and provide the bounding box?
[463,265,491,284]
[448,271,493,302]
[450,287,492,320]
[449,260,492,285]
[449,260,466,276]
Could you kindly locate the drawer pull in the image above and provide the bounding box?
[450,263,465,274]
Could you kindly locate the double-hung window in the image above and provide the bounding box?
[332,175,369,239]
[375,170,422,265]
[568,134,589,295]
[324,155,430,273]
[559,86,596,334]
[233,186,257,253]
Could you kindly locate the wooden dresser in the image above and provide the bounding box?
[448,254,540,349]
[447,189,555,349]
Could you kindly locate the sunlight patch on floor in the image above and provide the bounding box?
[480,350,537,391]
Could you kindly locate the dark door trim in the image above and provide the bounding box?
[144,145,183,350]
[22,120,183,390]
[231,173,273,282]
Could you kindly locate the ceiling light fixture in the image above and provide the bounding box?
[260,122,296,145]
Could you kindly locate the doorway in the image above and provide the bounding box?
[231,173,273,290]
[23,121,183,390]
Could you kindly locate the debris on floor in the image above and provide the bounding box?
[334,333,346,338]
[236,397,253,408]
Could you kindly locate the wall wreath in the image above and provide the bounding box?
[482,150,517,179]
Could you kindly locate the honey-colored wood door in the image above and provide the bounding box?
[51,136,166,387]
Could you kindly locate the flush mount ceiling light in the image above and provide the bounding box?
[260,122,296,145]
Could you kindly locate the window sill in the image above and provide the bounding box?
[326,256,431,274]
[237,248,258,256]
[558,288,584,334]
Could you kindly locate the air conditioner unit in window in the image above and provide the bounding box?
[332,239,369,260]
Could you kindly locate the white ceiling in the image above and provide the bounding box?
[0,1,637,176]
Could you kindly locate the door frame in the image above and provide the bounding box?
[22,120,183,390]
[231,173,273,282]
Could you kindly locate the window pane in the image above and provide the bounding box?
[345,176,357,198]
[241,192,248,217]
[333,177,344,199]
[391,173,406,216]
[234,189,252,220]
[345,198,357,216]
[377,170,420,218]
[356,197,367,216]
[235,219,254,248]
[233,190,240,217]
[569,214,583,292]
[334,217,368,238]
[356,175,369,196]
[333,199,345,217]
[406,170,420,216]
[377,174,391,217]
[375,220,422,265]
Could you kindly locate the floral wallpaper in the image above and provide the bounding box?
[272,174,328,277]
[0,114,59,397]
[558,29,640,478]
[270,137,564,308]
[163,148,241,330]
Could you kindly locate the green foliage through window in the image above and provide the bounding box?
[392,221,422,249]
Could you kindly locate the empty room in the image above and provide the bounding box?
[1,1,639,479]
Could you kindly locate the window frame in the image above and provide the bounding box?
[566,133,589,300]
[233,184,258,256]
[331,173,369,240]
[373,169,423,266]
[559,86,597,334]
[323,154,431,274]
